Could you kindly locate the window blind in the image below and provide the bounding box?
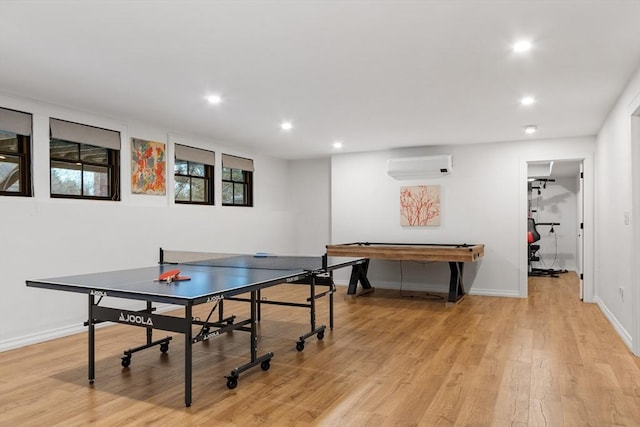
[222,153,254,172]
[175,144,215,166]
[0,107,32,136]
[50,118,120,150]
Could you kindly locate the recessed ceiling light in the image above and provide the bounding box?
[207,94,223,105]
[513,40,533,53]
[524,125,538,134]
[332,141,343,149]
[280,121,293,131]
[520,96,535,106]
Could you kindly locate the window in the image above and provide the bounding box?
[174,144,215,204]
[0,107,32,197]
[49,118,120,200]
[222,154,253,206]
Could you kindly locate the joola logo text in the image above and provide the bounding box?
[119,312,153,326]
[207,295,224,303]
[202,331,220,340]
[90,290,107,297]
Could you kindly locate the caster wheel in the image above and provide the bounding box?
[296,341,305,352]
[160,343,169,353]
[121,356,131,368]
[202,327,210,335]
[317,331,325,340]
[260,360,271,371]
[226,319,233,325]
[226,377,238,389]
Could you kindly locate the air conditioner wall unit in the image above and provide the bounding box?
[386,155,452,179]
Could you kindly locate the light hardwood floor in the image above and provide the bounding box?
[1,273,639,426]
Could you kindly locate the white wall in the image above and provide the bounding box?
[595,65,640,353]
[288,157,332,255]
[0,93,296,351]
[331,137,595,297]
[529,176,579,272]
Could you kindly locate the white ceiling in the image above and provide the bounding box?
[1,1,639,159]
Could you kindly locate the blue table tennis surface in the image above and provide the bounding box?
[27,255,362,302]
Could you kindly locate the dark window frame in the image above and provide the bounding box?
[49,138,120,201]
[222,167,253,207]
[0,133,32,197]
[174,160,215,205]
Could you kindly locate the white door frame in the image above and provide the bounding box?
[630,98,640,357]
[519,153,595,301]
[577,162,585,300]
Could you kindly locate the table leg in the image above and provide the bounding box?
[329,276,334,330]
[185,304,192,407]
[250,291,257,361]
[447,262,465,303]
[309,275,316,333]
[347,259,372,295]
[257,289,262,322]
[145,301,153,345]
[88,294,95,384]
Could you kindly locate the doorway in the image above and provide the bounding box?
[520,153,594,301]
[527,160,584,298]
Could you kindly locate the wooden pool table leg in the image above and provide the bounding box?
[447,261,465,303]
[347,259,372,295]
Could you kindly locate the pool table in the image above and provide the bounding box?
[326,242,484,303]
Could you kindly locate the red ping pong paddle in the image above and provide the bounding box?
[156,269,191,283]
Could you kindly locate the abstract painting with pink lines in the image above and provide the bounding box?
[400,185,441,226]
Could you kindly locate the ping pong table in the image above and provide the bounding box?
[26,250,364,407]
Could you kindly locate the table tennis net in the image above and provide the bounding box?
[160,249,326,271]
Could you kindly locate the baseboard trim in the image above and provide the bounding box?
[0,304,180,353]
[333,282,521,298]
[594,296,633,351]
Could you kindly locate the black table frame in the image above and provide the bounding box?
[221,274,336,352]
